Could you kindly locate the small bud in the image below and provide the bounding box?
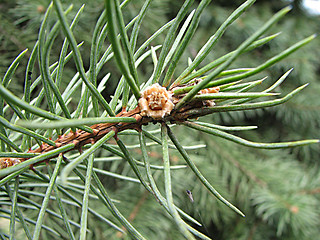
[138,83,174,120]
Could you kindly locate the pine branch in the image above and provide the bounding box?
[1,1,319,239]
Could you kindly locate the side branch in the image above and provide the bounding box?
[0,83,315,172]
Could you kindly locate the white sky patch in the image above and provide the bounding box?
[302,0,320,15]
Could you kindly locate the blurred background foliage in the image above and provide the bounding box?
[0,0,319,239]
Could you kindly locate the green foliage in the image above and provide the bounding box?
[0,0,319,239]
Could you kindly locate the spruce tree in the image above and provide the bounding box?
[0,0,319,239]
